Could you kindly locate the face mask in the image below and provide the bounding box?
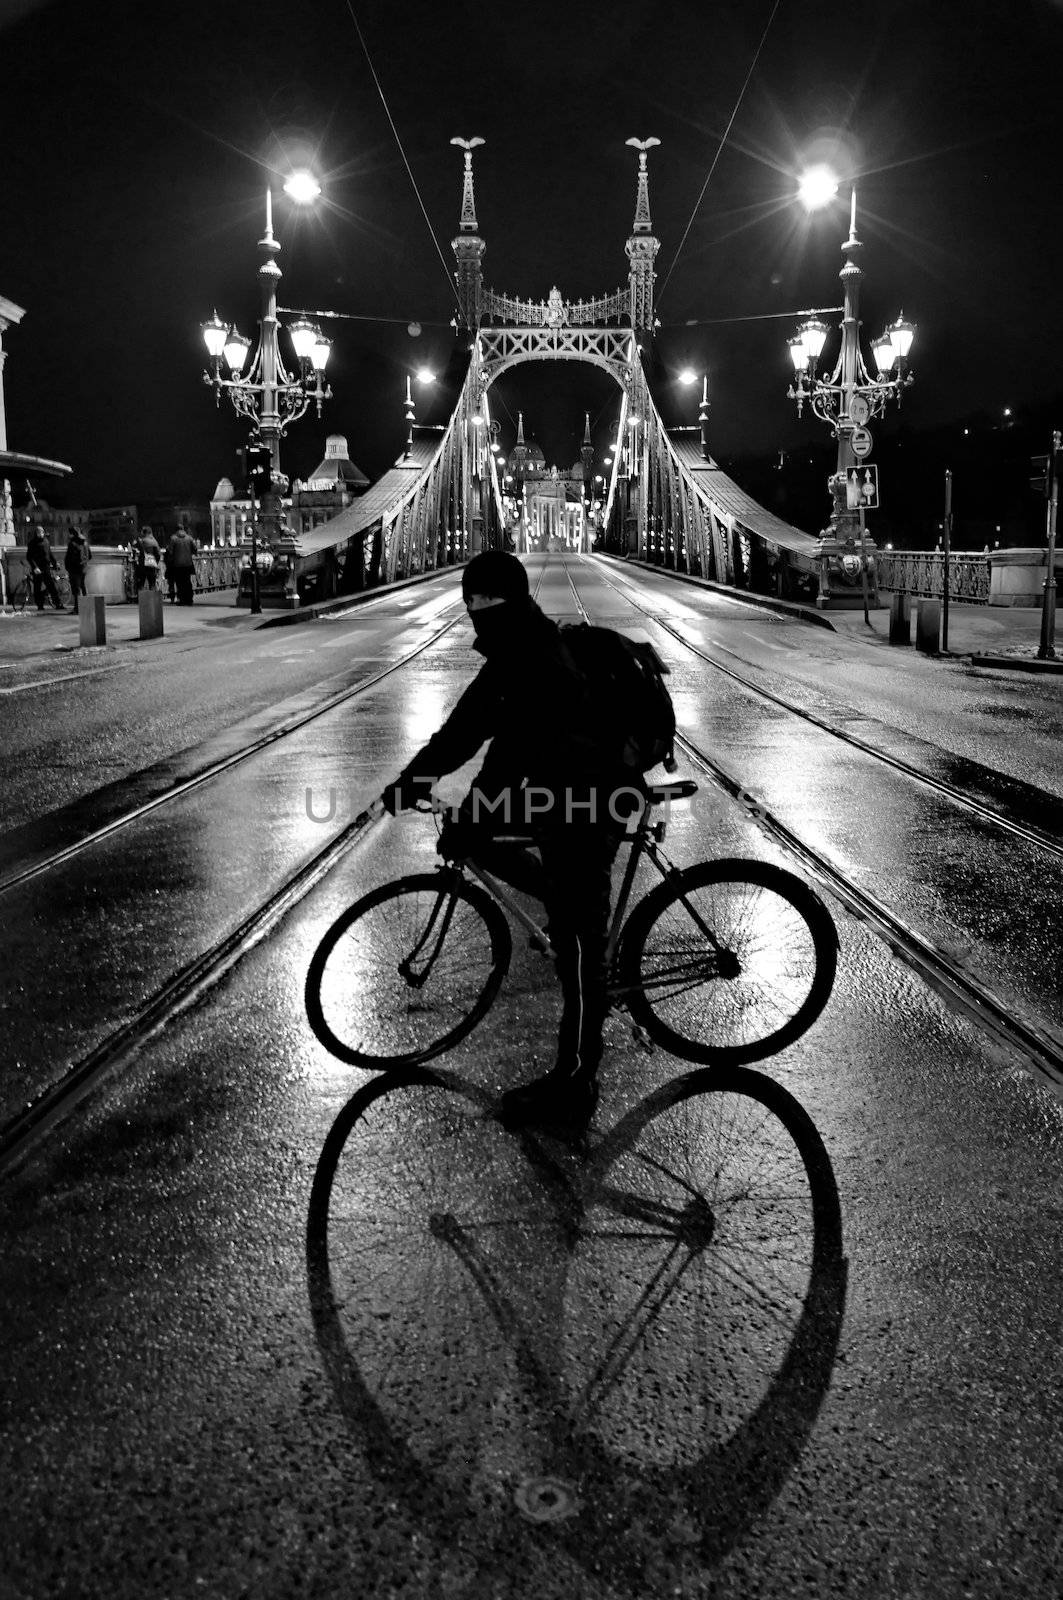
[470,601,515,650]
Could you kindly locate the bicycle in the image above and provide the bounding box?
[2,565,67,613]
[305,777,838,1071]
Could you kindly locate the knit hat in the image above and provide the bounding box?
[461,550,529,603]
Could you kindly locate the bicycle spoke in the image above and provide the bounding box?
[307,875,506,1066]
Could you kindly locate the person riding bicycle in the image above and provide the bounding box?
[381,550,641,1129]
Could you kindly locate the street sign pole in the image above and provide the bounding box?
[942,467,952,653]
[858,505,870,625]
[1037,430,1059,660]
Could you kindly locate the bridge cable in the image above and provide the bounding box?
[343,3,463,316]
[656,0,782,312]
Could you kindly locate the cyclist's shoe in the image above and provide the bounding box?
[500,1068,599,1131]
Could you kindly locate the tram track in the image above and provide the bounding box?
[0,610,463,898]
[577,557,1063,861]
[562,555,1063,1093]
[0,562,552,1172]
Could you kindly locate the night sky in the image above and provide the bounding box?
[2,0,1062,513]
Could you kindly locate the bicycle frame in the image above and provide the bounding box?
[461,813,695,972]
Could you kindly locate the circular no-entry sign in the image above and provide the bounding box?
[850,426,873,459]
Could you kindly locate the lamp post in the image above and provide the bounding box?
[403,368,436,458]
[787,184,915,612]
[201,175,331,586]
[680,369,711,459]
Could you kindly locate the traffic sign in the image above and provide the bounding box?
[850,426,873,459]
[849,394,870,426]
[846,465,879,510]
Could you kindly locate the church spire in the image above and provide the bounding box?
[517,411,526,445]
[581,411,594,483]
[624,137,662,336]
[450,137,487,330]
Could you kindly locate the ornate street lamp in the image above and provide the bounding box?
[201,179,331,565]
[787,185,916,610]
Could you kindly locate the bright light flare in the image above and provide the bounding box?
[797,165,839,212]
[284,170,322,205]
[415,367,436,384]
[678,369,699,386]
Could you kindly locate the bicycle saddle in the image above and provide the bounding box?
[646,779,698,805]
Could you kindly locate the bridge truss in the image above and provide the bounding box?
[271,138,824,605]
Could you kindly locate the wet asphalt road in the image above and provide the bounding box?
[2,554,1063,1599]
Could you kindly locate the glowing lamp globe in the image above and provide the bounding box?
[288,319,319,361]
[283,171,321,206]
[223,328,251,375]
[202,312,227,360]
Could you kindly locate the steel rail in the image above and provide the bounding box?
[0,561,551,1169]
[0,805,385,1178]
[673,725,1063,1093]
[581,558,1063,863]
[0,612,463,898]
[562,556,1063,1090]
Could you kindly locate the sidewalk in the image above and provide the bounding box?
[0,589,256,667]
[609,557,1063,676]
[824,598,1063,674]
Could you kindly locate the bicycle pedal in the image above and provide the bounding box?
[632,1024,655,1054]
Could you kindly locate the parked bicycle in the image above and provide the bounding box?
[305,777,838,1071]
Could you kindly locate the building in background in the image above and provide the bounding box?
[0,294,25,543]
[209,434,369,546]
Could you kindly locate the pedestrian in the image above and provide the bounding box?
[380,550,641,1131]
[135,524,162,590]
[166,521,198,606]
[25,522,63,611]
[63,524,92,612]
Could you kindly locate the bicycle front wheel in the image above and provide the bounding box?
[305,871,512,1069]
[617,859,837,1065]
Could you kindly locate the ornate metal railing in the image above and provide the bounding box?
[195,548,245,592]
[481,287,629,326]
[876,551,989,603]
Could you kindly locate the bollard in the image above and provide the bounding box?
[138,588,164,640]
[888,592,911,646]
[78,594,107,647]
[915,598,940,654]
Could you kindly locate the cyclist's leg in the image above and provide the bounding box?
[501,818,620,1123]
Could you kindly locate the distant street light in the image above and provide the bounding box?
[797,165,840,211]
[201,178,330,596]
[403,368,437,457]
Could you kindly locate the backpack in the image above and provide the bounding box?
[561,623,678,774]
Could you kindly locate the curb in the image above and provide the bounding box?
[967,652,1063,676]
[255,563,468,628]
[595,553,837,631]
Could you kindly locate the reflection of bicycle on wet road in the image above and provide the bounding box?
[307,1064,846,1574]
[305,777,838,1074]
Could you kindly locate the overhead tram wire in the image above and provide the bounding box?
[656,0,783,313]
[659,306,843,329]
[343,3,463,319]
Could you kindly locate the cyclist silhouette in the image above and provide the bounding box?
[382,551,640,1129]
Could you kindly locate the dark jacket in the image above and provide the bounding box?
[399,598,634,824]
[135,532,161,574]
[64,531,92,574]
[165,530,197,570]
[26,530,56,572]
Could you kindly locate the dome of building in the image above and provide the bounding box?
[307,435,369,490]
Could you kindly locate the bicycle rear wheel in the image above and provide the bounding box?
[616,859,837,1065]
[305,871,512,1068]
